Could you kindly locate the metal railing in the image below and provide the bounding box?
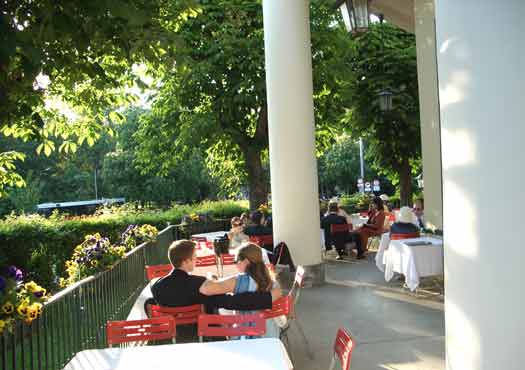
[0,220,229,370]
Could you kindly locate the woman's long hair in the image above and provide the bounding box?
[238,243,273,292]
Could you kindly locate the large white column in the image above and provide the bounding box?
[435,1,525,369]
[414,0,443,231]
[262,0,322,278]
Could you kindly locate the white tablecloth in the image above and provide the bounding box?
[63,338,293,370]
[377,236,443,291]
[192,231,229,241]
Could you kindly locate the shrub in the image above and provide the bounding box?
[0,200,247,291]
[339,193,372,213]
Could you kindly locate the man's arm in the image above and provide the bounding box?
[201,287,281,311]
[199,277,236,296]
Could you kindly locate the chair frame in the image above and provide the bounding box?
[329,328,354,370]
[151,304,204,325]
[106,316,176,347]
[145,264,172,281]
[390,232,421,240]
[197,313,266,339]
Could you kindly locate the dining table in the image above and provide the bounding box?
[62,338,293,370]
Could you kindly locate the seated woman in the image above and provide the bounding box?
[390,207,420,235]
[199,243,281,338]
[228,216,249,249]
[356,196,386,250]
[413,198,425,229]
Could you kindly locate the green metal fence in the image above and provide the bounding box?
[0,220,229,370]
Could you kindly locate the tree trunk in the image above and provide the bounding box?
[244,148,268,210]
[398,159,413,207]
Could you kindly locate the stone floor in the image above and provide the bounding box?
[286,254,445,370]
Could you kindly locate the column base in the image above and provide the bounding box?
[276,263,325,289]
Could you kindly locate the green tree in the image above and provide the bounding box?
[0,0,197,195]
[135,0,353,209]
[342,23,420,206]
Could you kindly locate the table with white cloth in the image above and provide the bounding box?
[62,338,293,370]
[376,235,443,291]
[192,230,229,241]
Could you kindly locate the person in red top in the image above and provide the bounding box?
[357,196,386,251]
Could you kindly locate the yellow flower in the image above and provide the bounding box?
[17,303,28,316]
[24,281,38,292]
[2,302,14,315]
[90,260,98,267]
[26,306,38,320]
[32,302,43,315]
[0,320,5,333]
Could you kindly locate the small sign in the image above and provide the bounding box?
[357,178,364,192]
[364,182,372,192]
[373,179,380,192]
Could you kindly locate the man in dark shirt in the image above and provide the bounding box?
[321,202,364,260]
[151,240,280,311]
[243,211,272,237]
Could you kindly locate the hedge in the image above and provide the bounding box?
[0,200,248,291]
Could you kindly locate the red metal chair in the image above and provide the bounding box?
[286,266,314,359]
[261,296,293,348]
[329,328,354,370]
[221,254,236,265]
[151,304,203,325]
[197,313,266,340]
[390,232,420,240]
[330,224,352,233]
[145,264,172,281]
[106,317,176,347]
[195,255,217,267]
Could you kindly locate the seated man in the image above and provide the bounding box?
[322,201,364,260]
[390,207,420,235]
[151,240,280,311]
[243,211,272,237]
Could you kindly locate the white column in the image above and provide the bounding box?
[415,0,443,231]
[262,0,322,273]
[435,1,525,369]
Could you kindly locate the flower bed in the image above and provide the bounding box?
[0,266,48,333]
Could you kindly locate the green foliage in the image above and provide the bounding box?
[339,193,371,212]
[0,200,247,291]
[134,0,353,208]
[342,23,421,205]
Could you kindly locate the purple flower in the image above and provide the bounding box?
[33,290,45,298]
[6,266,23,281]
[0,276,6,291]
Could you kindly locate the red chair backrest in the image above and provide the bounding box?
[330,224,351,233]
[106,317,176,347]
[196,255,217,267]
[145,264,172,281]
[334,328,354,370]
[151,304,203,325]
[390,232,420,240]
[198,313,266,338]
[249,235,273,247]
[221,254,236,265]
[261,295,293,319]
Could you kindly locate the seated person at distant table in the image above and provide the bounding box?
[390,207,420,235]
[151,240,281,311]
[228,216,249,249]
[357,196,386,250]
[243,211,272,236]
[322,201,364,259]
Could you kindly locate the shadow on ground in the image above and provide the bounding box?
[285,258,445,370]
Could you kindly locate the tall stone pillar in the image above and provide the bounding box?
[415,0,443,231]
[435,1,525,368]
[262,0,323,283]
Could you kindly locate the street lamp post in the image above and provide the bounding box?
[378,89,394,111]
[338,0,370,34]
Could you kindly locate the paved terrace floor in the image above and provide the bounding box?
[287,254,445,370]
